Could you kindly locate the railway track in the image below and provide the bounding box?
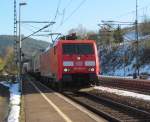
[62,90,150,122]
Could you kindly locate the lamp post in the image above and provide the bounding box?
[18,2,27,90]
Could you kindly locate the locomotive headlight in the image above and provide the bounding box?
[64,68,68,72]
[91,68,95,71]
[85,61,95,66]
[88,68,95,72]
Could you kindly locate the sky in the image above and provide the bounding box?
[1,0,150,42]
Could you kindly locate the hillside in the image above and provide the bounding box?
[99,39,150,76]
[0,35,49,59]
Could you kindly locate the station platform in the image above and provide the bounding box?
[22,78,107,122]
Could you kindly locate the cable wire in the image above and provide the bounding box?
[53,0,61,21]
[116,2,150,20]
[54,0,87,32]
[63,0,87,24]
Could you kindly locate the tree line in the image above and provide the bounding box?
[0,47,17,75]
[67,16,150,47]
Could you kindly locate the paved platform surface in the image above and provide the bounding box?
[23,78,107,122]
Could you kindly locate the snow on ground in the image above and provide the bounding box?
[108,59,150,77]
[94,86,150,101]
[0,81,21,122]
[0,81,10,87]
[8,105,20,122]
[123,31,150,42]
[99,75,133,79]
[140,65,150,74]
[9,83,20,105]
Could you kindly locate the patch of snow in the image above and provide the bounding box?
[113,64,150,77]
[0,81,10,87]
[7,105,20,122]
[112,63,134,76]
[123,31,150,41]
[94,86,150,101]
[123,31,135,41]
[106,55,150,77]
[99,75,133,79]
[9,83,21,105]
[140,65,150,74]
[140,34,150,40]
[0,81,21,122]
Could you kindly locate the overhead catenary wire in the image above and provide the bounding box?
[53,0,61,22]
[54,0,87,32]
[62,0,87,25]
[22,25,35,33]
[115,2,150,20]
[60,0,73,23]
[49,0,62,39]
[60,9,65,25]
[55,0,73,26]
[21,22,55,41]
[23,23,52,33]
[64,0,73,9]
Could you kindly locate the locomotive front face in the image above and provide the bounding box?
[61,42,99,82]
[62,43,96,73]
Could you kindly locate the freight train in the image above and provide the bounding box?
[27,35,100,90]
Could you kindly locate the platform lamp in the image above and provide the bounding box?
[18,2,27,92]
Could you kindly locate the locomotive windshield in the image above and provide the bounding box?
[63,43,94,55]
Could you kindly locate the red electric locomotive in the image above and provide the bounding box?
[40,39,100,87]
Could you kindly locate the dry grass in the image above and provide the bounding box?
[20,95,25,122]
[0,84,9,122]
[0,96,2,99]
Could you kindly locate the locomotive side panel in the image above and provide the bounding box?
[40,44,60,80]
[49,46,59,80]
[40,52,45,77]
[40,51,51,77]
[33,54,40,73]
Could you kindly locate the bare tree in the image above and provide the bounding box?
[3,47,17,74]
[98,25,113,47]
[140,15,150,36]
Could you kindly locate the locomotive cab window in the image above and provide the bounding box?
[63,43,94,55]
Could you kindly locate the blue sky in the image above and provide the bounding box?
[1,0,150,42]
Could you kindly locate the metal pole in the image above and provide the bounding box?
[18,2,27,85]
[14,0,17,65]
[19,4,21,83]
[19,3,27,92]
[123,29,125,77]
[135,0,139,77]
